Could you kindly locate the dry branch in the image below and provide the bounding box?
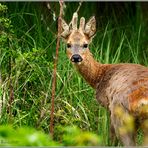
[49,0,83,138]
[49,0,64,138]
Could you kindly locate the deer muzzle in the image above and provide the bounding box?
[71,54,83,63]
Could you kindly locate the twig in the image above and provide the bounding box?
[8,79,14,117]
[7,43,14,120]
[69,1,83,27]
[49,0,64,138]
[76,1,83,13]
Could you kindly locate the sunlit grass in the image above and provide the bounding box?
[0,2,148,146]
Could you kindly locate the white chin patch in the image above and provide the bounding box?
[77,62,82,65]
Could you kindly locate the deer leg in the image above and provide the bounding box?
[110,109,136,146]
[109,116,118,145]
[118,130,136,146]
[141,119,148,146]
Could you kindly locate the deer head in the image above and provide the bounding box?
[61,13,96,64]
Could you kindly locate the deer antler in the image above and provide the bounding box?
[79,17,85,32]
[72,12,78,30]
[61,12,78,38]
[61,12,96,39]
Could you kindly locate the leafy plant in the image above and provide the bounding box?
[0,125,59,146]
[0,2,147,146]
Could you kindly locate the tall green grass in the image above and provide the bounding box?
[0,2,147,146]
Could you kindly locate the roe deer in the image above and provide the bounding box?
[61,12,148,146]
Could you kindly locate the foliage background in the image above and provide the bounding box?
[0,2,148,146]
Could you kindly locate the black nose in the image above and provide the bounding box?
[71,54,83,63]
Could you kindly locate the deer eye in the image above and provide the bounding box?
[83,44,88,48]
[67,43,71,48]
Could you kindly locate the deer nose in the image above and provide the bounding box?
[71,54,83,63]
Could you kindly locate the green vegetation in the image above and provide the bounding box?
[0,125,58,146]
[0,2,147,146]
[0,125,102,146]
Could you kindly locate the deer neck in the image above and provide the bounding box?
[74,50,109,89]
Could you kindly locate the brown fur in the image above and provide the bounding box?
[76,56,148,145]
[61,13,148,146]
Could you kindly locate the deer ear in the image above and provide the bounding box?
[85,16,96,38]
[61,18,70,39]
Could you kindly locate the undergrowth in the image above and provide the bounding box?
[0,2,147,146]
